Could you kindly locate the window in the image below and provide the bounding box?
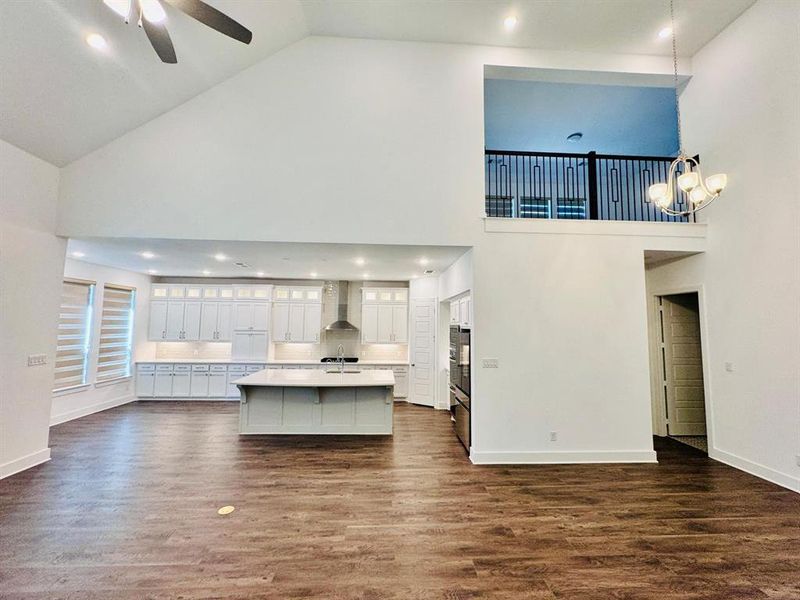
[556,197,587,219]
[485,195,513,218]
[96,285,136,383]
[54,279,95,391]
[519,196,551,219]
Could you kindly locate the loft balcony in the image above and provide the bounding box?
[485,149,699,223]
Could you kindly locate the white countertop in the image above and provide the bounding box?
[234,368,395,388]
[137,359,408,366]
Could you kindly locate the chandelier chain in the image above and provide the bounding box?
[670,0,684,156]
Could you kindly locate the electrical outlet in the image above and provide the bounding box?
[27,354,47,367]
[550,431,558,442]
[482,358,499,369]
[725,362,734,372]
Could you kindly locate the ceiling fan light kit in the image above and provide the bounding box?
[101,0,252,64]
[647,0,728,217]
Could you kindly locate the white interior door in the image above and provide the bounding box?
[409,299,436,407]
[661,294,707,436]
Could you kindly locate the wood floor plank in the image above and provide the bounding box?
[0,401,798,599]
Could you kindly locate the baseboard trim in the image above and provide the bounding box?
[0,448,51,479]
[469,449,658,465]
[50,395,135,426]
[710,448,799,493]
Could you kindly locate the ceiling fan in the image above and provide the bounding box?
[102,0,252,63]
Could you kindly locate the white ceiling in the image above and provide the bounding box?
[0,0,308,166]
[300,0,755,56]
[66,238,469,280]
[1,0,754,167]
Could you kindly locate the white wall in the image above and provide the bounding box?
[0,139,65,478]
[642,0,800,493]
[50,260,154,425]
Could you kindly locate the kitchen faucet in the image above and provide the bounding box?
[337,344,345,374]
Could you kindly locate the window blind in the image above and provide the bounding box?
[96,285,136,383]
[54,280,95,391]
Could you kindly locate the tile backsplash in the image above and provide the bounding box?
[156,342,232,360]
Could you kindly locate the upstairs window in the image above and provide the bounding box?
[96,285,136,383]
[54,279,95,391]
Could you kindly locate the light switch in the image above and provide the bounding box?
[482,358,499,369]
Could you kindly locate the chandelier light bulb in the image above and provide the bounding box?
[141,0,167,23]
[648,183,668,202]
[677,171,700,192]
[689,187,708,205]
[655,195,672,209]
[705,173,728,194]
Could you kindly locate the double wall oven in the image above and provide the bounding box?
[449,325,470,452]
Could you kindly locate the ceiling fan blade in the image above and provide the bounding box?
[165,0,252,44]
[142,15,177,63]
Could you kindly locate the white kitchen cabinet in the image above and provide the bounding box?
[208,366,228,397]
[362,288,408,304]
[200,302,232,341]
[303,303,322,343]
[234,302,268,332]
[190,365,209,397]
[392,366,408,398]
[363,303,407,344]
[288,304,304,341]
[274,286,322,303]
[136,364,155,397]
[163,301,202,341]
[149,301,168,341]
[361,304,378,343]
[232,331,268,361]
[273,302,322,343]
[202,286,234,301]
[392,305,408,343]
[172,366,191,397]
[459,296,471,328]
[234,285,272,301]
[154,365,173,396]
[151,284,170,299]
[227,365,247,397]
[185,285,203,301]
[450,300,460,325]
[168,285,187,300]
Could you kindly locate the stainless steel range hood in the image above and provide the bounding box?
[325,281,358,331]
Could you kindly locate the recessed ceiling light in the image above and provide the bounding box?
[202,270,211,276]
[566,132,583,143]
[658,26,672,39]
[71,251,86,258]
[362,272,370,279]
[214,253,227,262]
[309,272,318,278]
[147,269,158,275]
[85,33,108,51]
[256,271,265,278]
[355,257,366,266]
[503,16,518,31]
[140,251,155,259]
[418,257,430,266]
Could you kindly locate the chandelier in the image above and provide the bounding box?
[648,0,727,216]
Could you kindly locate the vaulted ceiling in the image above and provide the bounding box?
[0,0,754,167]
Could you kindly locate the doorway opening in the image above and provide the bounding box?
[655,292,708,454]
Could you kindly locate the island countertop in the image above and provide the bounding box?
[235,368,395,388]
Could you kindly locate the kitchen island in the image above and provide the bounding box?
[235,368,395,435]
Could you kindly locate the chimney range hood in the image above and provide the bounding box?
[325,281,358,331]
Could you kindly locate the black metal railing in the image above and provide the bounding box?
[485,150,697,223]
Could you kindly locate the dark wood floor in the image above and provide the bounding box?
[1,402,798,599]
